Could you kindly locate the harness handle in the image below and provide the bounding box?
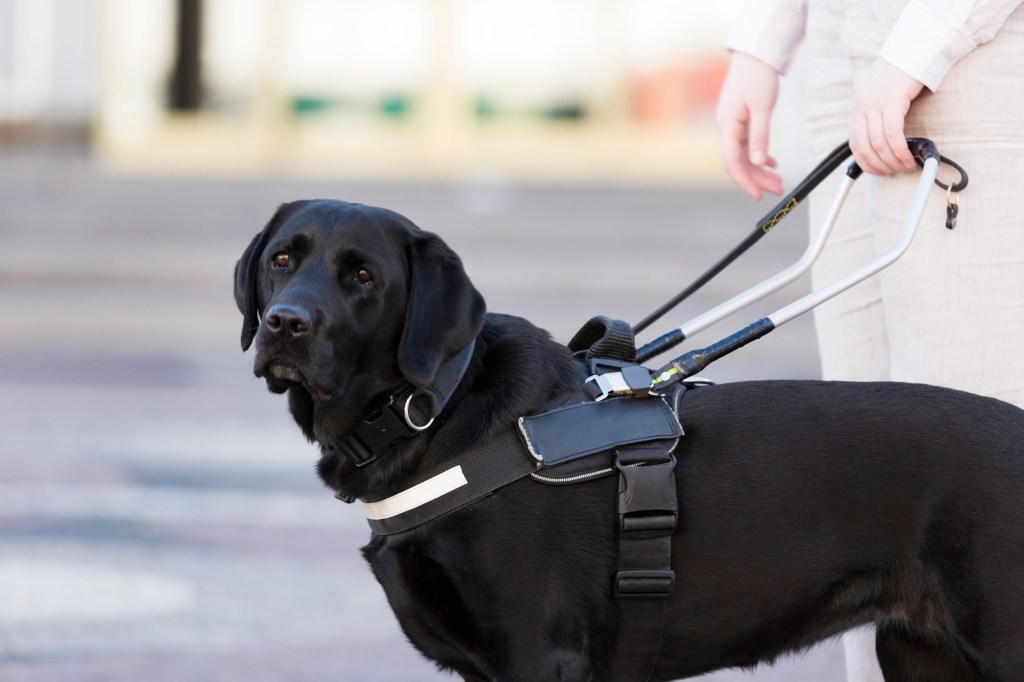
[649,151,943,389]
[633,138,969,363]
[908,137,968,193]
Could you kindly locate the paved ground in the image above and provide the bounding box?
[0,141,848,680]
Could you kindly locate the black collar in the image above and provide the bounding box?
[332,340,477,468]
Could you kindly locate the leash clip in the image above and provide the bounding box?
[586,366,653,401]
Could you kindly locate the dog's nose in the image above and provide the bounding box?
[264,304,312,337]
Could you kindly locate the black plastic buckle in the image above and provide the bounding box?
[616,456,678,539]
[614,569,676,599]
[352,402,416,459]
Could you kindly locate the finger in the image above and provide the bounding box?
[747,107,772,167]
[866,110,903,174]
[730,145,783,199]
[719,118,763,200]
[849,114,884,176]
[724,151,763,200]
[882,108,914,170]
[750,165,784,196]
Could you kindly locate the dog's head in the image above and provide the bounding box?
[234,200,486,446]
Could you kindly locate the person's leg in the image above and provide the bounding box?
[876,6,1024,410]
[805,4,891,680]
[809,5,1024,680]
[806,0,890,384]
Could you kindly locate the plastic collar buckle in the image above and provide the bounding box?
[352,401,417,460]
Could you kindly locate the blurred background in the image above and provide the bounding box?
[1,0,846,680]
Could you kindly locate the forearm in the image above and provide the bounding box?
[724,0,808,74]
[880,0,1024,91]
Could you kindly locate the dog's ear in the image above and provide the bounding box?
[398,233,486,387]
[234,202,304,351]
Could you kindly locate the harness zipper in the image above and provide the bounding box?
[529,461,647,486]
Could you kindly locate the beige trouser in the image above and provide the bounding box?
[804,2,1024,680]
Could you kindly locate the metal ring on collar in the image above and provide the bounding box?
[403,394,435,431]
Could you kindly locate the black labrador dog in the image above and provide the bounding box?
[235,199,1024,681]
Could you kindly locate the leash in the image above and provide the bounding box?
[590,146,951,399]
[632,140,856,336]
[648,144,947,391]
[633,138,969,363]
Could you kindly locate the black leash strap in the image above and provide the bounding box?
[611,442,678,682]
[632,141,854,336]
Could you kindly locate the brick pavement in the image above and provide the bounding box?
[0,145,846,680]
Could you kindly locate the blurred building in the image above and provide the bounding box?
[4,0,807,185]
[0,0,95,129]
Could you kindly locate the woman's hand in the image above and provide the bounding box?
[716,51,784,200]
[848,59,925,176]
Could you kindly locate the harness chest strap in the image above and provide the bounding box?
[360,426,534,535]
[359,395,683,535]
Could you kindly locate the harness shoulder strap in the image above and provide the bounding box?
[361,425,535,535]
[610,440,677,682]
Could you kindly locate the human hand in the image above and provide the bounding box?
[715,51,783,201]
[849,58,925,176]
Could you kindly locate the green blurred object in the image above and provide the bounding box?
[291,96,335,117]
[378,94,412,119]
[474,97,498,121]
[289,94,412,120]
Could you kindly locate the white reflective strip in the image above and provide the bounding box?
[361,466,468,521]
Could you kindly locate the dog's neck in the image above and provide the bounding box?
[325,340,478,471]
[314,313,584,504]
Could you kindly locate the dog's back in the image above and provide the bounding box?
[656,379,1024,681]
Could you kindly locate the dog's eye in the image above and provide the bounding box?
[355,268,373,285]
[271,252,290,269]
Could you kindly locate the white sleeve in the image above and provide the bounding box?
[724,0,808,74]
[879,0,1024,90]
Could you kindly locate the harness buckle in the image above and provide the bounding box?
[586,365,653,401]
[616,456,678,538]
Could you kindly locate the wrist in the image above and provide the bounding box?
[729,50,782,77]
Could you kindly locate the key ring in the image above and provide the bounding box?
[945,184,960,230]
